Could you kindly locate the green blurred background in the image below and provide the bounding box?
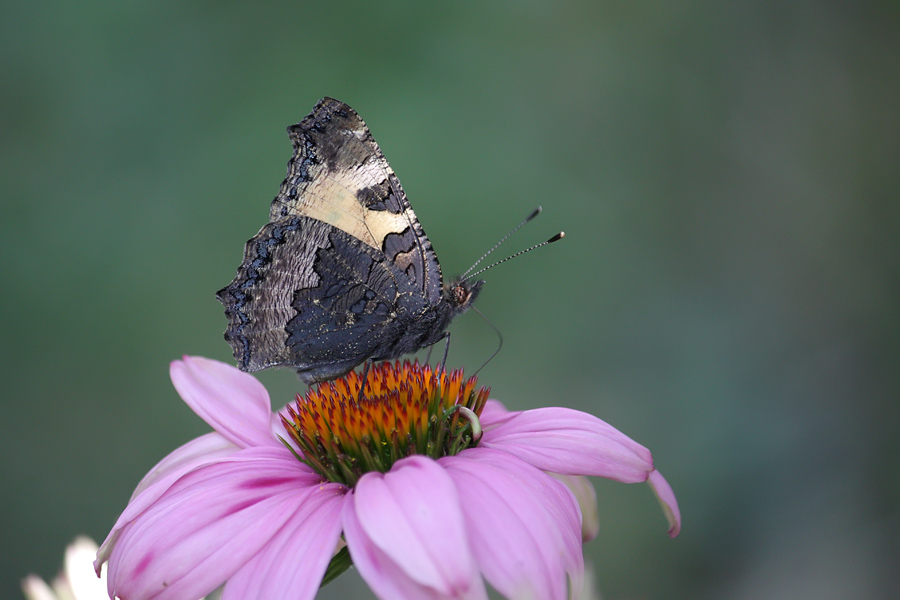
[2,1,898,598]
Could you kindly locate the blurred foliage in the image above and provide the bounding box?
[2,1,898,599]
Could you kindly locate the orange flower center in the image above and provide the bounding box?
[282,361,489,486]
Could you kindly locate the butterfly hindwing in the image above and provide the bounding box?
[284,221,429,382]
[218,217,331,372]
[218,216,433,381]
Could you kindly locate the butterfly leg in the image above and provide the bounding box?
[438,331,451,374]
[357,359,373,403]
[422,332,452,373]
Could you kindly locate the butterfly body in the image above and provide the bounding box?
[217,98,483,383]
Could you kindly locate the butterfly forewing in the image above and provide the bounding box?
[270,98,442,302]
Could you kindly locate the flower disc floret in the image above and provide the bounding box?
[282,360,489,486]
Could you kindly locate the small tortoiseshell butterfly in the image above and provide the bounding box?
[217,98,484,383]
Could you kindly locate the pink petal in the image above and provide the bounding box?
[479,401,682,539]
[170,356,278,449]
[96,432,238,573]
[478,399,513,426]
[106,447,332,600]
[222,483,346,600]
[343,503,450,600]
[344,456,487,600]
[549,474,600,542]
[648,469,682,537]
[442,448,584,600]
[480,406,654,483]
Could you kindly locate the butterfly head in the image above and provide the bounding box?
[444,277,485,315]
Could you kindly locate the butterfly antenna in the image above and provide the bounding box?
[471,306,503,378]
[460,206,544,279]
[463,231,565,282]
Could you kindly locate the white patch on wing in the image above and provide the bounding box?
[295,168,410,250]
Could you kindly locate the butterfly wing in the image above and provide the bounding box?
[217,216,431,383]
[271,97,443,304]
[217,98,464,382]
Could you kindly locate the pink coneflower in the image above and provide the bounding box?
[96,356,680,600]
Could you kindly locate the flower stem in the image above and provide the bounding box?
[320,546,353,588]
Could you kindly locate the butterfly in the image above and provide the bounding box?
[217,98,484,384]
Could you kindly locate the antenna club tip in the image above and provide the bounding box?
[526,206,543,221]
[548,232,565,243]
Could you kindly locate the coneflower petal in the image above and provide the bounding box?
[480,406,654,483]
[95,432,238,574]
[345,456,487,600]
[106,447,325,600]
[443,448,584,600]
[171,356,279,449]
[222,483,345,600]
